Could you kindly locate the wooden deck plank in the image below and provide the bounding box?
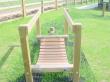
[37,35,68,39]
[40,45,65,49]
[40,49,66,52]
[41,38,64,42]
[40,52,66,55]
[41,42,65,45]
[31,64,73,72]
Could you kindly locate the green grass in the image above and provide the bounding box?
[0,7,110,82]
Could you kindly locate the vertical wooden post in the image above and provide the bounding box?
[81,0,83,4]
[55,0,58,10]
[65,0,68,7]
[36,18,41,36]
[41,0,44,13]
[19,26,33,82]
[64,18,68,34]
[21,0,26,17]
[73,23,81,82]
[86,0,88,4]
[102,3,106,16]
[74,0,76,5]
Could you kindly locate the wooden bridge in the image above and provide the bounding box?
[19,8,82,82]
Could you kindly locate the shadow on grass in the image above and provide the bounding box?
[0,45,19,69]
[80,51,97,82]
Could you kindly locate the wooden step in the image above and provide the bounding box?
[40,45,65,49]
[40,49,66,52]
[40,42,65,46]
[40,52,66,55]
[37,35,68,39]
[40,38,65,42]
[31,64,73,72]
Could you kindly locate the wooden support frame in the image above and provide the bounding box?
[73,23,81,82]
[21,0,26,17]
[19,26,33,82]
[55,0,58,10]
[102,2,106,16]
[41,0,44,13]
[64,8,82,82]
[19,11,41,82]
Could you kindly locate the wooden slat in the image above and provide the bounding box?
[37,35,68,39]
[41,38,64,42]
[38,57,67,60]
[39,55,66,58]
[40,49,66,52]
[31,64,73,72]
[41,42,65,45]
[40,52,66,55]
[40,45,65,49]
[37,60,67,63]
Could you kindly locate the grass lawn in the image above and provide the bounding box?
[0,6,110,82]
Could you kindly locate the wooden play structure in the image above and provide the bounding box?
[19,8,82,82]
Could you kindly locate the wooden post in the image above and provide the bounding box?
[102,3,106,16]
[36,18,41,36]
[81,0,83,4]
[64,18,68,34]
[19,26,33,82]
[86,0,88,4]
[21,0,26,17]
[55,0,58,10]
[73,23,81,82]
[74,0,76,5]
[41,0,44,13]
[65,0,68,7]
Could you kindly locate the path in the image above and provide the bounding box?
[0,1,64,22]
[76,3,98,10]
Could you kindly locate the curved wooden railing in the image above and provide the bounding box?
[64,8,82,82]
[19,10,41,82]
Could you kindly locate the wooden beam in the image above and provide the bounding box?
[55,0,58,10]
[36,18,41,36]
[19,26,33,82]
[64,18,68,34]
[64,8,74,28]
[41,0,44,13]
[31,64,73,73]
[102,3,106,17]
[73,23,81,82]
[37,35,68,39]
[21,0,26,17]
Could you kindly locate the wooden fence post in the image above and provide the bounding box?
[55,0,58,10]
[86,0,88,4]
[41,0,44,13]
[81,0,83,4]
[102,3,106,16]
[73,23,81,82]
[74,0,76,5]
[19,26,33,82]
[36,18,41,36]
[21,0,26,17]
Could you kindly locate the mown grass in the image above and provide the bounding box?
[0,6,110,82]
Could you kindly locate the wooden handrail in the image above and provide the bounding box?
[20,10,41,34]
[64,8,74,28]
[19,10,41,82]
[64,8,82,82]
